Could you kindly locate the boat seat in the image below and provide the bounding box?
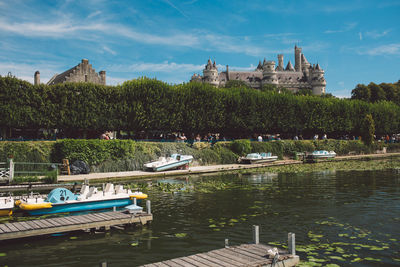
[86,187,97,198]
[80,184,89,196]
[115,185,124,194]
[104,183,114,193]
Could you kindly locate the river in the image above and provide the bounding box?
[1,170,399,266]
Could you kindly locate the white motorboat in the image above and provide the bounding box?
[144,154,193,172]
[239,152,278,164]
[311,150,336,159]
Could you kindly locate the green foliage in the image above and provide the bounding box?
[351,81,400,105]
[1,76,400,137]
[230,139,252,156]
[360,114,375,146]
[0,141,54,162]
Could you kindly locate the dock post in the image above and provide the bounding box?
[225,238,229,248]
[253,225,259,244]
[146,200,151,215]
[113,206,116,212]
[288,232,295,256]
[133,197,137,206]
[99,261,107,267]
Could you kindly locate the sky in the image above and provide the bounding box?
[0,0,399,98]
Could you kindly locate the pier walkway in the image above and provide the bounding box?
[57,152,400,182]
[0,210,152,241]
[141,243,299,267]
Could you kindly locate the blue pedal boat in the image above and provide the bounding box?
[17,183,148,216]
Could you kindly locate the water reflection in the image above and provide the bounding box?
[1,170,399,266]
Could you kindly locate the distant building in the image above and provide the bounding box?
[34,59,106,86]
[190,45,326,95]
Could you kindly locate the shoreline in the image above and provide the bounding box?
[57,152,400,182]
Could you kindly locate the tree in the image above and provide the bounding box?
[368,82,386,102]
[351,84,371,101]
[361,114,375,145]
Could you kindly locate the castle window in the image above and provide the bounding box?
[85,74,88,82]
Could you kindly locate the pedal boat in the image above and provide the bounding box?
[144,154,193,172]
[17,183,148,216]
[0,195,14,216]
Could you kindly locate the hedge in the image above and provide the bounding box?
[0,139,389,173]
[1,76,400,139]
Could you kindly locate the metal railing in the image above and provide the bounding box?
[0,159,58,184]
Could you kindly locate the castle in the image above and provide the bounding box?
[190,45,326,95]
[34,59,106,86]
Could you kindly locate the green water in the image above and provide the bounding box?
[1,170,399,266]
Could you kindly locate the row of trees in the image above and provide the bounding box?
[1,76,399,139]
[351,81,400,104]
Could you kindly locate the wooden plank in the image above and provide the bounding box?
[186,255,215,267]
[43,218,64,227]
[0,227,4,233]
[254,243,287,254]
[7,223,25,232]
[34,219,54,228]
[85,213,111,222]
[52,217,75,226]
[41,219,61,227]
[163,260,184,267]
[169,258,194,267]
[228,248,266,261]
[179,256,210,267]
[89,212,113,221]
[236,245,269,258]
[0,224,12,233]
[205,251,243,266]
[213,249,257,264]
[4,223,19,232]
[18,221,36,231]
[24,220,42,230]
[197,253,237,267]
[60,216,80,225]
[12,222,31,231]
[70,215,95,224]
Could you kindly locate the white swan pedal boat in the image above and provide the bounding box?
[239,152,278,164]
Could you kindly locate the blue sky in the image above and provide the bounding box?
[0,0,399,97]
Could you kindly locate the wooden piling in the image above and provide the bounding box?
[288,232,295,255]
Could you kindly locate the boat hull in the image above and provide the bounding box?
[147,159,191,172]
[239,157,278,164]
[25,198,136,216]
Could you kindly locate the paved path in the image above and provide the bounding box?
[58,152,400,182]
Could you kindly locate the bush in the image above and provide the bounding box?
[230,140,252,156]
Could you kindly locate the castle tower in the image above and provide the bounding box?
[262,60,278,85]
[99,70,106,85]
[203,59,219,86]
[310,64,326,95]
[277,54,284,71]
[34,71,40,85]
[294,45,302,72]
[301,54,311,79]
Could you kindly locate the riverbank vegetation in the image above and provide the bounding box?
[1,139,398,173]
[1,76,400,139]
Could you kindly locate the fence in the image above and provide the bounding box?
[0,159,58,184]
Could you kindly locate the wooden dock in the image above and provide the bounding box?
[0,210,152,241]
[141,243,299,267]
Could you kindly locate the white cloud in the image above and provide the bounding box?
[324,22,357,34]
[0,62,60,84]
[87,10,102,19]
[102,45,117,55]
[365,29,390,39]
[109,61,204,73]
[360,43,400,56]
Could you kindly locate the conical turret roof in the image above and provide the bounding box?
[285,60,294,71]
[301,54,309,64]
[257,60,263,70]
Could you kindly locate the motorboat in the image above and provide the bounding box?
[16,183,148,216]
[239,153,278,164]
[0,195,14,216]
[311,150,336,159]
[144,154,193,172]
